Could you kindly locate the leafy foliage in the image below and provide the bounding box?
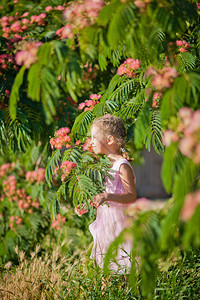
[0,160,50,264]
[0,0,200,297]
[46,142,112,216]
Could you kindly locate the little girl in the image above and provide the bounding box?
[89,115,137,273]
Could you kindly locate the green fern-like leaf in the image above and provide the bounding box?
[28,213,42,231]
[173,159,198,203]
[161,143,181,194]
[104,229,126,274]
[134,101,164,153]
[27,63,42,102]
[0,111,6,154]
[37,43,52,66]
[146,26,165,58]
[152,4,188,38]
[160,90,182,128]
[68,174,99,207]
[61,148,83,165]
[178,52,196,71]
[42,31,56,42]
[160,158,199,250]
[115,102,140,120]
[173,72,200,107]
[41,67,59,107]
[9,65,26,120]
[71,110,93,138]
[49,191,61,218]
[115,89,145,120]
[134,102,150,149]
[6,108,32,152]
[110,78,136,103]
[107,2,136,47]
[92,100,119,117]
[98,52,108,71]
[183,205,200,248]
[149,110,164,154]
[101,74,124,101]
[46,149,61,187]
[84,161,108,189]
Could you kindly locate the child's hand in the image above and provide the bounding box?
[89,199,98,209]
[93,193,108,207]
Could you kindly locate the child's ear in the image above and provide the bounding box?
[107,135,115,145]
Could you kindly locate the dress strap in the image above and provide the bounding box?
[113,158,131,170]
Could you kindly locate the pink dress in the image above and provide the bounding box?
[89,158,136,272]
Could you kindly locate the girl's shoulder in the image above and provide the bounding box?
[112,158,132,170]
[113,158,136,183]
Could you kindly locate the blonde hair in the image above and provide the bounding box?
[91,115,130,160]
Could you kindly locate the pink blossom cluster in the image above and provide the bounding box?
[152,92,161,108]
[51,213,66,230]
[197,3,200,10]
[9,33,24,44]
[15,41,42,68]
[162,130,179,147]
[25,168,46,184]
[134,0,150,11]
[0,15,20,38]
[0,13,30,38]
[30,13,47,26]
[17,196,40,214]
[60,0,104,39]
[45,5,65,12]
[181,190,200,221]
[0,15,15,28]
[75,203,88,216]
[0,11,48,38]
[129,198,152,212]
[145,92,162,108]
[126,198,165,219]
[83,63,98,81]
[3,175,17,198]
[60,160,77,182]
[0,162,15,178]
[52,166,60,177]
[75,140,82,146]
[0,6,66,39]
[1,178,40,213]
[56,25,75,39]
[163,107,200,165]
[0,54,14,70]
[146,66,178,91]
[9,215,23,229]
[117,58,140,77]
[1,185,25,202]
[1,175,41,214]
[45,6,53,12]
[176,39,191,53]
[75,199,97,217]
[78,94,101,111]
[82,138,93,152]
[178,108,200,165]
[50,127,71,150]
[5,89,10,98]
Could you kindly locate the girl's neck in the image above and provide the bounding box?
[107,152,123,163]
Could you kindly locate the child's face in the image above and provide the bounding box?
[90,125,108,155]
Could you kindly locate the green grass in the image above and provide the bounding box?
[1,247,199,299]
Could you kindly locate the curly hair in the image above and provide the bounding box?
[91,115,130,159]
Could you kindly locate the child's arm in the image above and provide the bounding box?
[94,163,137,207]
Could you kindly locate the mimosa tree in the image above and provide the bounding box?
[0,0,199,297]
